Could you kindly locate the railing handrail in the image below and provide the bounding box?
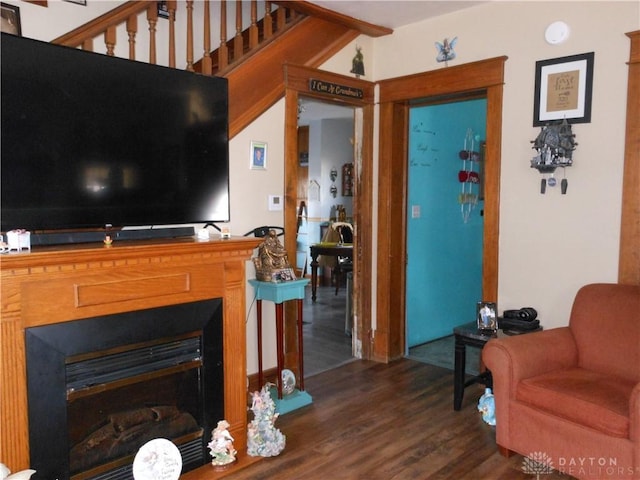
[52,2,150,48]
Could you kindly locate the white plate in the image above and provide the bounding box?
[132,438,182,480]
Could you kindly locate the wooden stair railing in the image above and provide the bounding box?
[51,1,391,138]
[52,1,301,73]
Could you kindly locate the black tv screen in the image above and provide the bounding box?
[1,33,230,233]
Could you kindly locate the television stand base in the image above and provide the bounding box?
[30,226,196,247]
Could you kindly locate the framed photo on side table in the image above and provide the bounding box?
[533,52,594,126]
[477,301,497,332]
[250,141,267,170]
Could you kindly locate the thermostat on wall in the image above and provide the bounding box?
[268,194,283,211]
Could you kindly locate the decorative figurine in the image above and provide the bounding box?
[252,230,295,282]
[350,45,365,78]
[247,384,286,457]
[208,420,237,468]
[435,37,457,66]
[477,388,496,426]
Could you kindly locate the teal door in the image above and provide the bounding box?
[406,98,486,347]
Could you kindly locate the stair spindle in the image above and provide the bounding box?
[186,0,194,71]
[234,2,243,62]
[249,1,258,48]
[276,4,286,30]
[126,14,137,60]
[218,1,229,70]
[264,2,273,39]
[202,0,212,75]
[146,3,158,64]
[167,0,177,68]
[82,38,93,52]
[105,25,116,56]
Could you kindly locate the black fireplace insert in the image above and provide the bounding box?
[25,299,224,480]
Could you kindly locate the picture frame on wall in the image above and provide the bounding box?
[533,52,594,126]
[477,301,497,332]
[250,141,267,170]
[1,3,21,36]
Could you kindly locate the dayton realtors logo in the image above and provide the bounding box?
[523,452,639,478]
[522,451,555,479]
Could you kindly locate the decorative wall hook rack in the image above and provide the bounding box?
[530,118,577,194]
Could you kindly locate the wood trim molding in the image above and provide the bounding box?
[283,64,376,361]
[274,0,393,37]
[618,30,640,285]
[375,57,507,361]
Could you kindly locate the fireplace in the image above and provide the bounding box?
[25,299,224,480]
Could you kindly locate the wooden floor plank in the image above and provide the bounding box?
[185,359,573,479]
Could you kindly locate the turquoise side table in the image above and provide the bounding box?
[249,279,310,400]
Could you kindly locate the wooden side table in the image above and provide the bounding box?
[249,279,310,399]
[453,321,542,410]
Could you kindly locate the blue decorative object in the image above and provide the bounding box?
[477,387,496,426]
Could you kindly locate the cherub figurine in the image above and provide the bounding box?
[208,420,237,466]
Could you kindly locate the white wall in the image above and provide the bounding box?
[5,1,639,370]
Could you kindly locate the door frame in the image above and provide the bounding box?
[283,64,376,361]
[374,56,508,362]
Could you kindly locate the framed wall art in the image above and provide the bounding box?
[1,3,21,36]
[250,141,267,170]
[533,52,594,126]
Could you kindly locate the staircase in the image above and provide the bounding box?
[52,0,391,139]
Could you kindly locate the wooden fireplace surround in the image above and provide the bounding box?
[0,236,260,472]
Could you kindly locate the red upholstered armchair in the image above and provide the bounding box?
[483,283,640,479]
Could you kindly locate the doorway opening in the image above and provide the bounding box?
[297,97,357,377]
[405,97,487,372]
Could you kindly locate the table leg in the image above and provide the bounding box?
[310,252,319,302]
[257,299,263,390]
[453,336,466,411]
[297,298,305,392]
[275,302,284,399]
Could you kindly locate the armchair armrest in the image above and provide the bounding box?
[483,327,578,391]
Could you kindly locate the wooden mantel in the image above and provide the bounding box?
[0,236,260,473]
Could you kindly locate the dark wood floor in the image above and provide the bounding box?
[213,359,571,480]
[302,284,354,377]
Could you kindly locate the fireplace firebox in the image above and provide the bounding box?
[25,299,224,480]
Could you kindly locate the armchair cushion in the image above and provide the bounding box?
[517,367,635,438]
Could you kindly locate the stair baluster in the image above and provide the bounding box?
[146,3,158,64]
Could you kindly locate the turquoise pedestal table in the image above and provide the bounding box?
[249,279,312,414]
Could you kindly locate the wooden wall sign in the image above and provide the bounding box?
[309,79,363,99]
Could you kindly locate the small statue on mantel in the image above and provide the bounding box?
[208,420,237,467]
[252,230,295,282]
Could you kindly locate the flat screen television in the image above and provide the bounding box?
[1,33,230,238]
